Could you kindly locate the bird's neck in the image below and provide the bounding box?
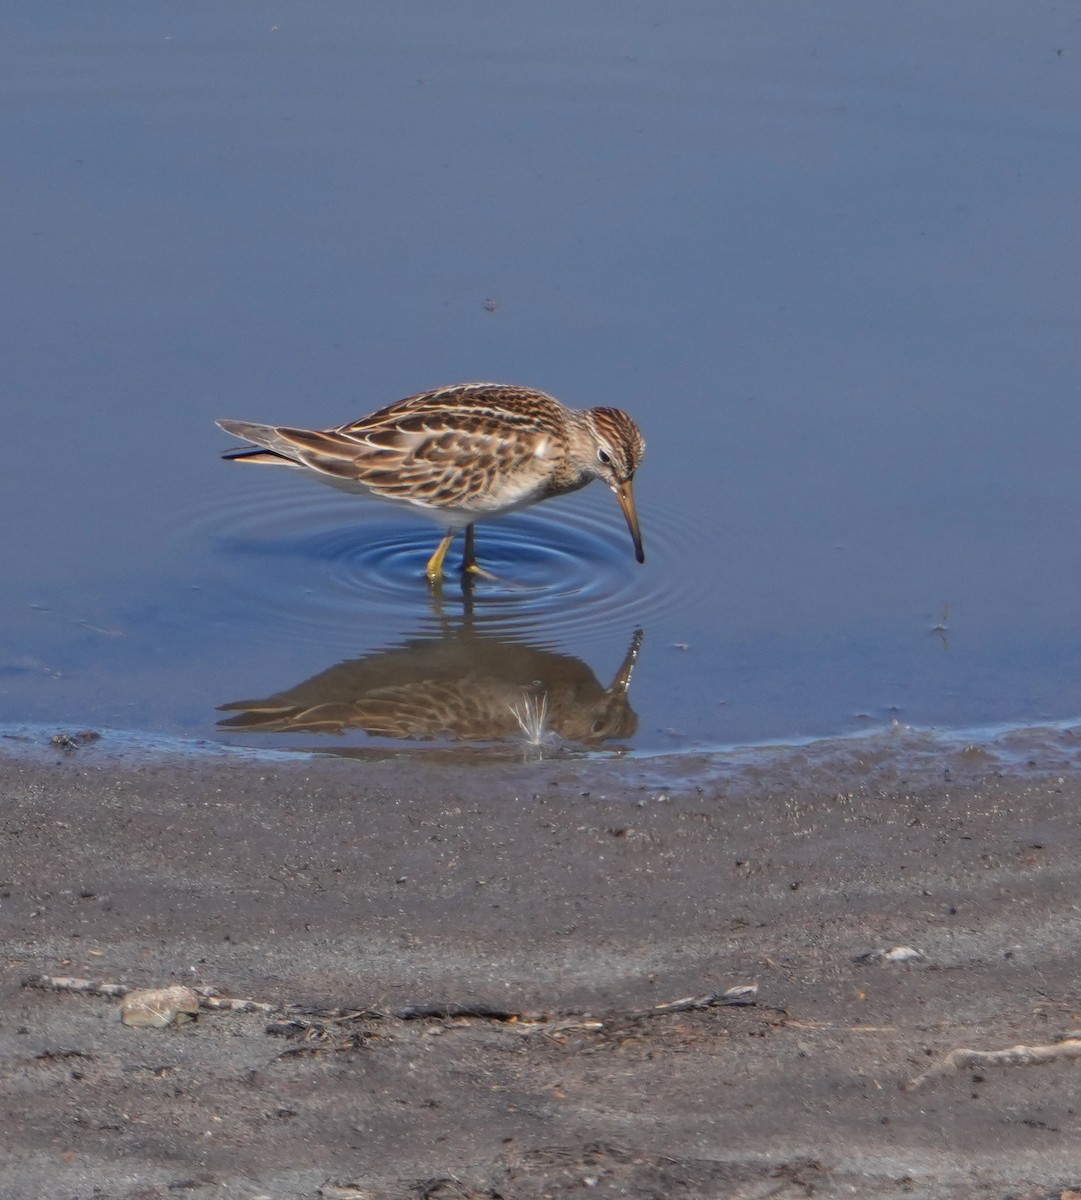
[562,409,604,483]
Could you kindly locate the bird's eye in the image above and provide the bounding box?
[597,449,612,465]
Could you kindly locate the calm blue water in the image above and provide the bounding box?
[3,3,1080,755]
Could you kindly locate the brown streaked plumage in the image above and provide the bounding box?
[216,382,646,582]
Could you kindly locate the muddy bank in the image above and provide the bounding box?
[2,742,1081,1198]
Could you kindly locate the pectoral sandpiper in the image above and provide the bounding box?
[217,381,645,583]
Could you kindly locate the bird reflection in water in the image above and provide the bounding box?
[217,625,643,750]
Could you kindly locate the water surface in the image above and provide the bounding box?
[3,2,1080,757]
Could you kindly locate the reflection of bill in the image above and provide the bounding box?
[218,628,642,747]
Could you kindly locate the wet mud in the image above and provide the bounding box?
[3,743,1081,1199]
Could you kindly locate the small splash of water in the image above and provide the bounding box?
[508,692,557,747]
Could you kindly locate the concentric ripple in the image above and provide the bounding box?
[188,476,708,649]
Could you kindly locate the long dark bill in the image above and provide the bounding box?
[615,480,645,564]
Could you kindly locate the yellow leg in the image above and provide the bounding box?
[426,530,455,584]
[461,524,499,580]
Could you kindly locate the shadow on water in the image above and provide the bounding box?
[217,598,643,753]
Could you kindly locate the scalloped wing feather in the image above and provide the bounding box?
[261,416,556,511]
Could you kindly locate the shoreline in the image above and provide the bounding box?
[5,709,1081,787]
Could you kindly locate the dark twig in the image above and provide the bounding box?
[23,974,757,1034]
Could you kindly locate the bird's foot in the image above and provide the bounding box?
[461,562,500,582]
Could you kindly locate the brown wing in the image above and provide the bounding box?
[288,385,565,509]
[219,384,567,509]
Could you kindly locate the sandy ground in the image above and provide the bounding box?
[3,739,1081,1199]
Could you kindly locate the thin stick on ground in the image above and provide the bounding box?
[906,1034,1081,1090]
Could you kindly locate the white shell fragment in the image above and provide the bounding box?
[854,945,925,965]
[882,945,923,962]
[119,985,200,1028]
